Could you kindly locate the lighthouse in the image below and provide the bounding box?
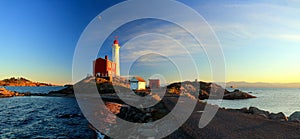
[112,37,120,76]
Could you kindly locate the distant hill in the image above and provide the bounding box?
[0,77,53,86]
[226,81,300,88]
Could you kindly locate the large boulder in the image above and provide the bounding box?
[248,107,270,118]
[105,102,123,114]
[269,112,288,121]
[198,90,209,100]
[223,89,256,100]
[288,111,300,122]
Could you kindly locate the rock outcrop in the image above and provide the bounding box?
[117,100,168,123]
[0,87,30,98]
[288,111,300,122]
[223,89,256,100]
[248,106,270,117]
[105,102,123,114]
[229,107,288,121]
[167,82,255,100]
[47,85,74,97]
[269,112,288,121]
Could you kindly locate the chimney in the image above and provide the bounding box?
[105,55,108,60]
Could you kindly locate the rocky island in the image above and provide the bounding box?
[0,77,54,86]
[0,77,65,98]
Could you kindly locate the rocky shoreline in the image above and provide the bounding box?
[167,101,300,138]
[105,102,300,124]
[226,107,300,122]
[2,83,298,123]
[0,85,74,98]
[94,97,300,138]
[0,87,31,98]
[71,77,298,138]
[1,77,299,138]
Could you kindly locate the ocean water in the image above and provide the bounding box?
[1,87,299,138]
[0,96,94,138]
[1,86,65,94]
[208,88,300,116]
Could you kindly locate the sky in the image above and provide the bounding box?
[1,0,300,85]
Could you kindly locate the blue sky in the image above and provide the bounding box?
[1,0,300,84]
[0,0,123,84]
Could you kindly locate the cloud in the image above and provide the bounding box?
[202,2,300,48]
[120,33,196,62]
[113,19,209,63]
[121,33,203,61]
[271,34,300,43]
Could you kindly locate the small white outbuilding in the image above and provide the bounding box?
[130,76,146,90]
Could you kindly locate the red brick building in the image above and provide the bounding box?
[93,55,116,81]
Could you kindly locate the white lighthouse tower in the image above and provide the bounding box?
[112,37,120,76]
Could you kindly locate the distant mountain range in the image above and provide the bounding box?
[226,81,300,88]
